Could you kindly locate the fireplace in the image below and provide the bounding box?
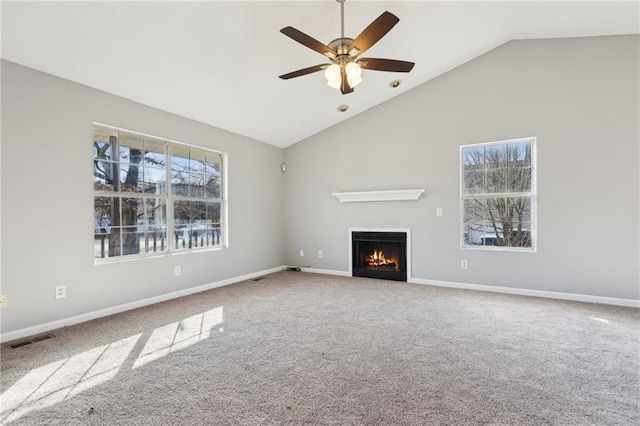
[351,231,407,282]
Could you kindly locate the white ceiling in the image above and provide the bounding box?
[2,1,638,148]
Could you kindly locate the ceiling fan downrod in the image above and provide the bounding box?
[339,0,345,39]
[330,0,354,58]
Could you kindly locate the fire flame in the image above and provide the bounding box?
[365,250,399,271]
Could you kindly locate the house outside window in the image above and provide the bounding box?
[461,137,536,251]
[93,124,226,261]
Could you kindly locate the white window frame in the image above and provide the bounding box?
[460,137,537,252]
[93,123,228,263]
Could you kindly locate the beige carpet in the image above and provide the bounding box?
[1,271,639,425]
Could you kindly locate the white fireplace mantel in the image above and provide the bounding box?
[332,189,425,203]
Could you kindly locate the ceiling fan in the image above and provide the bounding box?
[279,0,415,95]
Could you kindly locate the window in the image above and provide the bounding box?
[93,124,226,261]
[461,137,536,251]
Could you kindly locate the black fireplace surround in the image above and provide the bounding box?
[352,231,407,282]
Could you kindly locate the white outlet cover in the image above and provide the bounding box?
[55,285,67,298]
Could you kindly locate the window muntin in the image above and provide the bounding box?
[461,138,535,251]
[93,124,225,261]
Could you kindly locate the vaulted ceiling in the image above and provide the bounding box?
[2,1,638,148]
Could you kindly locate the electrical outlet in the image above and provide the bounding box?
[299,250,304,257]
[318,251,323,258]
[175,266,181,276]
[436,208,443,217]
[55,285,67,299]
[461,260,468,270]
[0,294,7,309]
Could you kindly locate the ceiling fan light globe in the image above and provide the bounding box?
[327,79,342,90]
[345,61,362,79]
[324,64,341,83]
[348,75,363,88]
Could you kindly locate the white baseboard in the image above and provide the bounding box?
[408,277,640,308]
[0,266,286,344]
[300,268,639,308]
[299,267,351,277]
[4,267,636,343]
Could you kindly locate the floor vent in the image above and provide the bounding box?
[8,333,54,349]
[253,276,267,282]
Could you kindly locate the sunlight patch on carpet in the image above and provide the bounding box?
[0,334,141,423]
[133,306,223,369]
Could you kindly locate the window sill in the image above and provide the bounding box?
[94,246,224,265]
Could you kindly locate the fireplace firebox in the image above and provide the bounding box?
[352,231,407,282]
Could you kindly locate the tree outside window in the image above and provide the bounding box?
[461,138,536,250]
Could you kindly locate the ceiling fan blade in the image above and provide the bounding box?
[358,58,415,73]
[280,26,337,60]
[340,67,354,95]
[279,64,329,80]
[347,11,399,57]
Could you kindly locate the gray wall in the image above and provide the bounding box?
[2,35,638,337]
[1,60,285,333]
[284,36,640,300]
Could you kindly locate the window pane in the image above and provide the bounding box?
[486,197,506,223]
[120,197,144,227]
[94,160,118,192]
[93,128,117,161]
[463,221,486,247]
[205,153,222,198]
[173,200,222,250]
[189,200,204,221]
[143,166,166,194]
[119,133,144,153]
[463,170,484,194]
[105,227,122,257]
[122,226,141,255]
[171,145,190,170]
[120,163,144,193]
[143,138,166,167]
[142,227,167,254]
[462,146,484,170]
[485,145,508,168]
[463,198,485,224]
[468,197,533,248]
[189,149,207,174]
[508,167,531,193]
[507,197,532,222]
[94,233,111,259]
[94,196,115,234]
[508,141,532,168]
[204,201,221,224]
[174,200,191,225]
[171,145,190,198]
[189,173,206,197]
[485,169,507,193]
[205,152,222,173]
[145,198,166,228]
[206,176,221,198]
